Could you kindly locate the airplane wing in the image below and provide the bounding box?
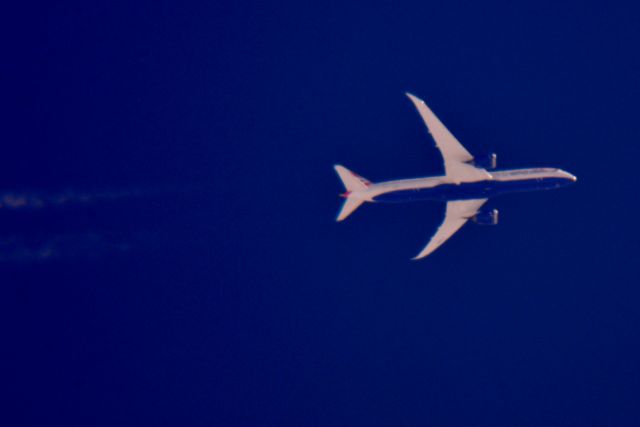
[406,93,491,183]
[413,199,487,260]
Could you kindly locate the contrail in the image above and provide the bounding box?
[0,187,177,211]
[0,186,193,262]
[0,232,135,262]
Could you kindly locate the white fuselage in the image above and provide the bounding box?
[350,168,577,203]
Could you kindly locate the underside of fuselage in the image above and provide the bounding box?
[373,177,573,203]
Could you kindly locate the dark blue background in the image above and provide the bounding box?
[4,1,640,425]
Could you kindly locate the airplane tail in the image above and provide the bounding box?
[334,165,370,221]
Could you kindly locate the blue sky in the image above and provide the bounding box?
[3,1,640,426]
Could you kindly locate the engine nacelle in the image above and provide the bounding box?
[472,209,499,225]
[473,153,497,170]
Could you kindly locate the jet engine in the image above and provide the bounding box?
[473,153,497,170]
[472,209,499,225]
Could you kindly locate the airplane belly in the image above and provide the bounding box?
[374,184,494,202]
[373,178,569,203]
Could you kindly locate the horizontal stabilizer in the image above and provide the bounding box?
[336,197,364,222]
[334,165,369,221]
[334,165,370,192]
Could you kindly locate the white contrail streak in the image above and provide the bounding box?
[0,188,167,210]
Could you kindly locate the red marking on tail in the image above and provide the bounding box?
[350,171,371,187]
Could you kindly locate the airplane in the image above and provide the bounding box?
[334,93,577,260]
